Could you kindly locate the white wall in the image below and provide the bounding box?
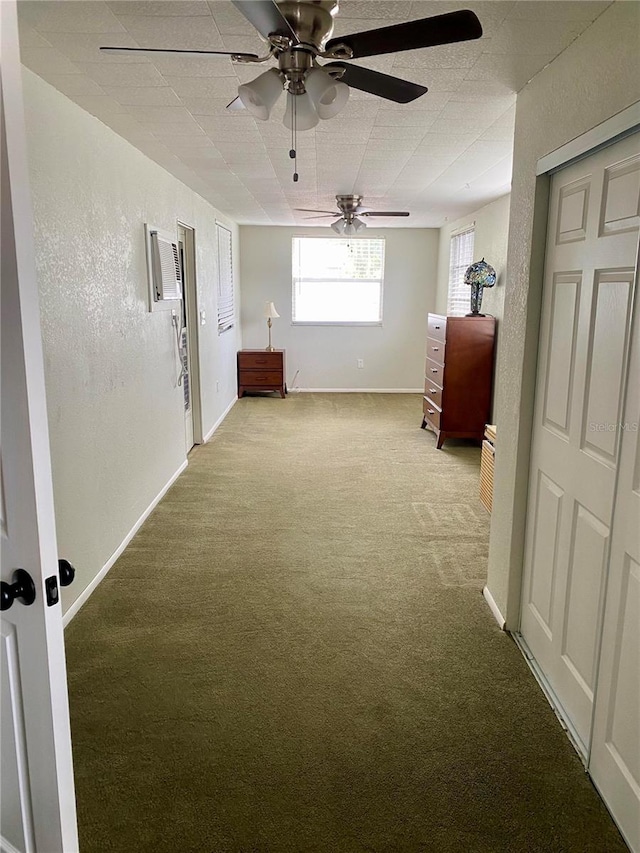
[435,193,510,419]
[22,69,241,615]
[239,226,439,390]
[486,0,640,625]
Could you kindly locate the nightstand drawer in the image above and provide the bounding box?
[241,371,282,386]
[426,336,444,365]
[238,351,282,369]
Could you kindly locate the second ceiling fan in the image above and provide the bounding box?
[297,195,409,234]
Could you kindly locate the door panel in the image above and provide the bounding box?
[521,132,640,760]
[589,256,640,852]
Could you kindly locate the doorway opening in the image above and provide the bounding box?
[177,223,202,453]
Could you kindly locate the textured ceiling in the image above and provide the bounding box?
[18,0,611,227]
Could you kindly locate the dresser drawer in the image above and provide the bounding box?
[425,357,444,386]
[240,370,282,386]
[423,398,442,430]
[426,336,445,365]
[427,315,446,342]
[423,381,442,409]
[238,351,282,369]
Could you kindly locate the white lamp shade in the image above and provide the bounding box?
[343,217,366,236]
[331,218,346,234]
[264,301,280,319]
[237,69,283,121]
[283,92,319,131]
[305,68,349,120]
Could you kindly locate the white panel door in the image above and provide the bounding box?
[589,256,640,851]
[1,3,78,850]
[521,132,640,754]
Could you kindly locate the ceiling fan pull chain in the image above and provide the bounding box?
[292,95,299,182]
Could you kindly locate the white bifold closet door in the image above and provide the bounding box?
[520,131,639,851]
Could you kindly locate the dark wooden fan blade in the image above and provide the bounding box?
[100,46,259,59]
[324,10,482,59]
[361,211,410,217]
[231,1,299,43]
[295,208,339,215]
[325,63,427,104]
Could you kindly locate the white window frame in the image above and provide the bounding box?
[291,236,385,326]
[447,225,475,317]
[216,222,234,333]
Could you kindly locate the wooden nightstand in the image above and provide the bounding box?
[237,349,286,398]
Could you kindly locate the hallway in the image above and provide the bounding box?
[64,394,625,852]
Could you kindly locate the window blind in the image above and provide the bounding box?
[216,223,234,332]
[292,237,385,323]
[447,227,475,317]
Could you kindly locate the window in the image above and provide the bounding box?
[292,237,385,324]
[216,223,234,332]
[447,226,475,316]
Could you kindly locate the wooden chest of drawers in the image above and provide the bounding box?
[421,314,495,449]
[237,349,286,398]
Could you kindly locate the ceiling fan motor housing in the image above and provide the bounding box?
[276,1,339,51]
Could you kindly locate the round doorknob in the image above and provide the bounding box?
[58,559,76,587]
[1,569,37,611]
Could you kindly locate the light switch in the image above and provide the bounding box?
[200,310,206,325]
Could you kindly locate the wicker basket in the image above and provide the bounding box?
[480,425,496,513]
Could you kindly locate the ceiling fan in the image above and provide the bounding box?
[297,194,409,234]
[101,1,481,179]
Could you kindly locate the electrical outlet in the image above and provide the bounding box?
[357,359,364,369]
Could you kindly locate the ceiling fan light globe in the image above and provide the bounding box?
[283,93,319,131]
[237,69,282,121]
[353,216,366,232]
[331,218,346,234]
[305,68,349,119]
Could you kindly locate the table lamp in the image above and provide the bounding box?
[264,301,280,351]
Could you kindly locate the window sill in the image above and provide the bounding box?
[291,321,383,327]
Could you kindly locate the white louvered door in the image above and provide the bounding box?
[520,132,639,850]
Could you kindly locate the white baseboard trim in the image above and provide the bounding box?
[482,585,506,630]
[296,388,423,393]
[62,459,188,627]
[203,396,237,443]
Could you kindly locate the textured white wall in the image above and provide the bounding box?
[239,226,438,390]
[434,193,510,420]
[23,69,241,615]
[486,0,640,624]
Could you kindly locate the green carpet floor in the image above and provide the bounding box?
[65,393,626,852]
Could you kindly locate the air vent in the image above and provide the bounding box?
[150,230,182,301]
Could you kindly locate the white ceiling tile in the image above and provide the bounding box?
[102,86,182,105]
[108,2,211,16]
[19,1,126,34]
[465,53,556,91]
[147,53,236,77]
[178,96,238,115]
[17,23,54,49]
[21,46,82,76]
[206,1,256,35]
[375,108,438,126]
[37,30,149,62]
[338,2,414,20]
[118,14,224,50]
[69,94,130,117]
[45,74,106,97]
[486,18,591,55]
[392,40,484,69]
[507,2,610,21]
[74,61,168,87]
[163,75,236,98]
[124,105,193,122]
[220,33,267,54]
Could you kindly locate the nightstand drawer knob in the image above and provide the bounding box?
[429,389,437,394]
[430,368,438,373]
[432,347,439,352]
[435,325,441,330]
[428,409,435,415]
